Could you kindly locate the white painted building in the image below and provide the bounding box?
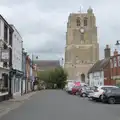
[0,15,13,99]
[88,58,110,87]
[89,71,104,87]
[11,25,23,97]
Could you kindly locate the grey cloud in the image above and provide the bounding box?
[1,0,120,60]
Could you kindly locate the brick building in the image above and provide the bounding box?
[88,45,118,86]
[26,55,31,92]
[109,50,120,86]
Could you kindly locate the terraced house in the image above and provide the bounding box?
[88,45,119,86]
[0,15,13,101]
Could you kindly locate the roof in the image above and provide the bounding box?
[0,15,14,32]
[34,60,60,70]
[88,58,110,74]
[10,24,22,40]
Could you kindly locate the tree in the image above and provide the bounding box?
[37,67,68,89]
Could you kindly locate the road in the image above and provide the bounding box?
[0,90,120,120]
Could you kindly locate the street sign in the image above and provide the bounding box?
[1,49,9,62]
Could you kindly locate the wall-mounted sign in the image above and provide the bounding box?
[1,49,9,62]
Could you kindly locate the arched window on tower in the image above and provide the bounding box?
[76,17,80,26]
[84,17,88,26]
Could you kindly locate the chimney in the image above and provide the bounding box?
[114,49,118,56]
[104,45,111,58]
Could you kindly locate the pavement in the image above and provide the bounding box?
[0,90,120,120]
[0,91,37,118]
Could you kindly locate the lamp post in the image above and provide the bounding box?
[115,40,120,51]
[115,40,120,86]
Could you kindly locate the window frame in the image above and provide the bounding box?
[84,17,88,26]
[76,17,80,26]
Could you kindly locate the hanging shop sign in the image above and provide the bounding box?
[1,49,9,62]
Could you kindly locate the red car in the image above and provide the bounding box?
[72,86,81,95]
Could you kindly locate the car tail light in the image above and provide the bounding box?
[102,91,104,94]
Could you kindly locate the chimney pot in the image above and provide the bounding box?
[114,49,118,56]
[104,44,111,58]
[106,45,109,48]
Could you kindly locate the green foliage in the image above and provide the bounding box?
[37,67,68,89]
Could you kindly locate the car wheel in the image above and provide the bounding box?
[99,95,102,101]
[102,99,106,103]
[82,93,86,97]
[108,97,116,104]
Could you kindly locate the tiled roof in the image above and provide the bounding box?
[33,60,60,70]
[88,58,110,74]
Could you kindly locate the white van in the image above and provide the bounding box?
[66,81,74,94]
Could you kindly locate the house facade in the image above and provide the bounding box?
[11,25,23,97]
[26,55,31,92]
[0,15,13,101]
[88,59,107,87]
[88,45,111,86]
[22,51,27,94]
[88,45,119,86]
[89,71,104,87]
[109,50,120,86]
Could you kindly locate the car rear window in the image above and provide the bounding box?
[101,87,116,90]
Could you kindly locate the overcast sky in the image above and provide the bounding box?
[0,0,120,60]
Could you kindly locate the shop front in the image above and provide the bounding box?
[0,68,10,102]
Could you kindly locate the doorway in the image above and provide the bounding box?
[81,74,85,82]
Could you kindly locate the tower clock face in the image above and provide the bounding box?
[80,28,84,33]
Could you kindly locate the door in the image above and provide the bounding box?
[113,89,120,103]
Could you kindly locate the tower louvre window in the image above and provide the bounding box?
[84,17,88,26]
[76,17,80,26]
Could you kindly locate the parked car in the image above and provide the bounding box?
[79,86,94,97]
[66,82,74,94]
[101,88,120,104]
[91,85,118,101]
[71,86,81,95]
[88,86,98,99]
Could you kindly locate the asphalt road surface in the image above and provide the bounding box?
[1,90,120,120]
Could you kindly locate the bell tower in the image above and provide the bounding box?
[64,7,99,82]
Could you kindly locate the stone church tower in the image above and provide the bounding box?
[64,7,99,82]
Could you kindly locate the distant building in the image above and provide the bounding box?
[64,7,99,82]
[34,60,60,71]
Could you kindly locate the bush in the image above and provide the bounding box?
[37,67,67,89]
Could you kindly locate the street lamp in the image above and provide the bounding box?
[115,40,120,46]
[115,40,120,53]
